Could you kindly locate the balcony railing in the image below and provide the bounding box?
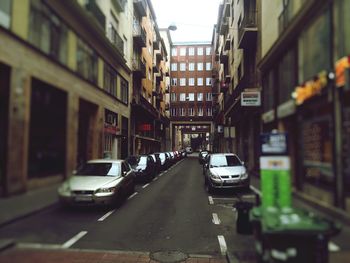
[111,0,127,12]
[108,27,124,55]
[85,0,106,29]
[132,58,146,78]
[220,18,228,35]
[133,20,147,47]
[238,0,258,49]
[278,0,295,34]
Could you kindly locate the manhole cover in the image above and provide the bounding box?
[151,251,188,263]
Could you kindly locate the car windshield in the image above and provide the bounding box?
[210,155,242,167]
[76,163,120,177]
[138,156,147,165]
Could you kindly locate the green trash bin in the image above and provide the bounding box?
[250,207,341,263]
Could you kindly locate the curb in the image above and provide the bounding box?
[0,239,15,252]
[226,251,238,263]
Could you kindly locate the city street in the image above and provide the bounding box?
[0,156,256,262]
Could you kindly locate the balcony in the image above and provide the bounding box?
[132,58,146,78]
[153,63,160,73]
[278,0,294,34]
[221,81,229,93]
[220,18,229,35]
[220,50,229,66]
[85,0,106,29]
[133,20,147,47]
[108,27,124,55]
[133,0,147,17]
[223,1,230,18]
[238,0,257,49]
[165,103,170,110]
[111,0,127,12]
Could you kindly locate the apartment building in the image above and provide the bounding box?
[212,0,260,173]
[259,0,350,212]
[170,43,213,150]
[0,0,132,196]
[130,0,170,155]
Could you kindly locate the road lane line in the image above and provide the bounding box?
[97,210,115,222]
[212,213,221,225]
[153,177,158,181]
[142,183,150,189]
[208,196,214,205]
[217,235,227,255]
[328,241,340,252]
[62,231,88,248]
[128,192,138,200]
[250,185,262,196]
[18,243,62,249]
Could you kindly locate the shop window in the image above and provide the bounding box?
[262,69,275,112]
[28,0,68,64]
[0,0,11,28]
[278,46,297,104]
[76,38,98,84]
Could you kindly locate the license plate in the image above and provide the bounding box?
[226,179,235,184]
[75,195,92,202]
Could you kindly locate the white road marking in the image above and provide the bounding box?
[97,210,115,222]
[217,235,227,255]
[328,241,340,252]
[250,185,262,196]
[212,213,221,225]
[208,196,214,205]
[18,243,62,249]
[62,231,88,248]
[128,192,138,200]
[153,177,158,181]
[142,183,150,189]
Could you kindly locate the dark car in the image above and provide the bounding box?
[126,155,156,183]
[198,150,210,164]
[149,153,161,175]
[156,152,170,171]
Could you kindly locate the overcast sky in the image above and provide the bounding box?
[150,0,221,43]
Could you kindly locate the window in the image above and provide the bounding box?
[171,108,177,116]
[189,78,195,86]
[76,38,98,84]
[197,93,203,101]
[120,76,129,104]
[171,78,177,86]
[180,108,186,116]
[108,15,124,55]
[148,67,151,80]
[180,93,186,101]
[29,0,68,65]
[206,78,212,86]
[197,78,203,86]
[180,47,186,56]
[171,48,177,56]
[206,62,211,71]
[189,63,195,71]
[197,63,203,71]
[180,63,186,71]
[180,78,186,86]
[197,47,203,55]
[171,63,177,71]
[206,47,211,55]
[206,93,212,101]
[188,93,195,101]
[189,47,195,56]
[207,108,212,116]
[171,93,176,101]
[188,108,194,116]
[104,63,117,97]
[198,107,203,116]
[0,0,11,28]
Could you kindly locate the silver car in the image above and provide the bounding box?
[58,159,135,206]
[204,153,249,192]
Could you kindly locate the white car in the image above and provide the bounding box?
[58,159,135,206]
[204,153,249,192]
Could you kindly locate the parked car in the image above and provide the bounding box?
[203,153,249,193]
[58,159,135,207]
[126,155,156,183]
[198,150,210,164]
[149,153,161,175]
[185,146,193,154]
[156,152,170,171]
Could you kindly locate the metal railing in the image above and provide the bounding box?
[85,0,106,29]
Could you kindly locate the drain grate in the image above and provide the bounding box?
[151,251,188,263]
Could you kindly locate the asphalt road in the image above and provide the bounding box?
[0,156,255,258]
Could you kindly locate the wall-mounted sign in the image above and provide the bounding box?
[138,124,152,132]
[260,132,288,155]
[224,126,236,138]
[241,91,261,106]
[104,123,120,135]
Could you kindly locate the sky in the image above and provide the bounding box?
[150,0,222,43]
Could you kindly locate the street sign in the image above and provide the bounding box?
[260,132,288,155]
[241,91,261,106]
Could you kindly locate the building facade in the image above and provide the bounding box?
[170,43,214,150]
